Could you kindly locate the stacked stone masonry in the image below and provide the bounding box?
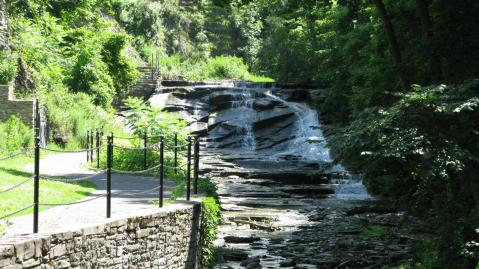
[0,85,34,125]
[0,202,202,269]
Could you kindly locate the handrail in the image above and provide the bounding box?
[0,204,34,220]
[0,176,34,195]
[0,148,34,161]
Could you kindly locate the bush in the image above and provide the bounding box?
[328,80,479,267]
[0,51,18,85]
[188,56,250,81]
[42,89,118,149]
[94,97,189,172]
[101,33,139,93]
[200,197,220,268]
[123,97,189,148]
[0,115,32,155]
[67,41,115,108]
[147,53,274,82]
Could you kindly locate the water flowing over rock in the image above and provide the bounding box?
[146,82,424,268]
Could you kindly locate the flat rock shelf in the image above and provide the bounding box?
[200,151,426,269]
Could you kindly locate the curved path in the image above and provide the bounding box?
[2,152,176,238]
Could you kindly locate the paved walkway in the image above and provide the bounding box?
[2,152,176,238]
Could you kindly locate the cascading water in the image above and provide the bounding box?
[263,90,372,200]
[231,90,257,152]
[264,91,333,162]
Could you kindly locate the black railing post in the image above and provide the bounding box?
[106,135,112,218]
[159,136,164,208]
[90,131,94,163]
[96,130,100,168]
[86,131,90,162]
[194,137,199,194]
[110,132,114,169]
[34,99,40,140]
[174,133,178,174]
[187,136,192,201]
[143,132,148,170]
[33,136,40,233]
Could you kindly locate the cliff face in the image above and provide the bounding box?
[0,0,10,49]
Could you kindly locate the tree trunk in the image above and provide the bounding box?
[416,0,443,81]
[372,0,409,89]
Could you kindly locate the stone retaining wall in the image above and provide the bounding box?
[0,85,34,125]
[0,202,202,269]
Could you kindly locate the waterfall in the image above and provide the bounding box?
[231,90,257,152]
[264,91,333,162]
[263,90,372,200]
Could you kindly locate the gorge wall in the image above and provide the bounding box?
[0,0,9,50]
[0,202,202,269]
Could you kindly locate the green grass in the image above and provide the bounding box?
[0,153,96,234]
[151,54,275,82]
[247,74,275,83]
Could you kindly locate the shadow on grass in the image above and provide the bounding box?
[0,167,33,178]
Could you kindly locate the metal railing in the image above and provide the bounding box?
[0,131,202,234]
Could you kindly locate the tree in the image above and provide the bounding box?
[372,0,409,89]
[415,0,443,81]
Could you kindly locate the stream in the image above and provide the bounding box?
[150,82,424,268]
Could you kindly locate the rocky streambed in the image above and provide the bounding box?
[199,151,426,269]
[147,81,426,268]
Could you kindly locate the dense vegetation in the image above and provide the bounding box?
[202,0,478,267]
[1,0,478,267]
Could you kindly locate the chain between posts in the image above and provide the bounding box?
[3,123,202,233]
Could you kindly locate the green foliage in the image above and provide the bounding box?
[147,54,273,82]
[10,0,138,106]
[95,97,188,172]
[200,197,221,268]
[123,97,188,146]
[101,33,139,93]
[0,116,32,155]
[329,80,479,267]
[42,89,117,149]
[0,51,18,85]
[188,56,251,81]
[67,40,115,107]
[114,0,208,57]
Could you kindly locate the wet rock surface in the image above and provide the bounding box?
[199,151,426,269]
[150,82,426,268]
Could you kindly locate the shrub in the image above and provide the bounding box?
[0,115,32,154]
[42,89,118,149]
[0,51,18,85]
[188,56,250,81]
[101,33,139,93]
[328,80,479,267]
[123,97,189,148]
[200,197,220,268]
[67,41,115,108]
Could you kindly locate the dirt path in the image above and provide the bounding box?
[2,152,176,238]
